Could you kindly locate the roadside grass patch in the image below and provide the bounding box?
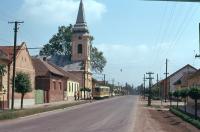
[170,107,200,129]
[0,101,88,121]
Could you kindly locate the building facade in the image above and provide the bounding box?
[0,49,9,109]
[161,64,197,98]
[0,43,35,108]
[33,58,66,103]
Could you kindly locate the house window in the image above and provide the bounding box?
[59,82,62,90]
[78,44,82,54]
[53,81,56,90]
[0,76,2,91]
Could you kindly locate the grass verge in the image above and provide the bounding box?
[170,107,200,129]
[0,101,89,121]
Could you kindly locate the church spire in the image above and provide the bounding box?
[76,0,86,24]
[73,0,89,33]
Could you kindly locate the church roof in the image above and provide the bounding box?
[73,0,89,33]
[62,61,84,71]
[47,55,84,72]
[76,0,86,24]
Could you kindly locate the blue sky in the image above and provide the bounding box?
[1,0,200,86]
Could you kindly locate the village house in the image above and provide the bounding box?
[0,42,35,108]
[33,58,66,104]
[161,64,197,99]
[187,70,200,107]
[48,0,92,99]
[173,72,195,90]
[49,62,80,101]
[0,49,9,109]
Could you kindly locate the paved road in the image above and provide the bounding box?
[0,96,138,132]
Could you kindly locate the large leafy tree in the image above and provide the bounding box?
[40,25,107,73]
[188,87,200,119]
[40,25,73,57]
[15,72,32,109]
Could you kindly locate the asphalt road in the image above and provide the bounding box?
[0,96,138,132]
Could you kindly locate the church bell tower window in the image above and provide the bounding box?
[78,44,83,54]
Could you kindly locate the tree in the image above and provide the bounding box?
[173,90,181,108]
[90,45,107,73]
[180,88,189,112]
[40,25,107,73]
[188,87,200,119]
[40,25,73,57]
[15,72,32,109]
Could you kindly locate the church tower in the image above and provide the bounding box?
[72,0,91,69]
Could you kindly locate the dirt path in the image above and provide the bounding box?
[134,101,199,132]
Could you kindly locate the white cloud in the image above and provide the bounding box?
[19,0,106,25]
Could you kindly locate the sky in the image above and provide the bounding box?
[1,0,200,86]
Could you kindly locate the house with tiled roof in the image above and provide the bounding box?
[161,64,197,99]
[0,42,35,108]
[186,69,200,108]
[47,60,80,101]
[33,58,66,103]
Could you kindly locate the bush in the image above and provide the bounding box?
[170,107,200,129]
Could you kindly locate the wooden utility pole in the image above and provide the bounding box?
[146,72,154,106]
[83,61,86,100]
[9,21,24,110]
[164,59,169,102]
[156,74,159,98]
[143,74,146,99]
[195,23,200,58]
[103,74,106,85]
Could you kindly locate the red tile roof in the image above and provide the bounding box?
[33,58,64,77]
[0,45,21,61]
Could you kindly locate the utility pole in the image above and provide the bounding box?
[164,59,169,102]
[9,21,24,110]
[103,74,106,85]
[146,72,154,106]
[111,78,115,96]
[83,61,86,100]
[195,23,200,58]
[157,74,159,98]
[143,74,146,99]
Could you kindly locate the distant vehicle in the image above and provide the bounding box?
[93,86,110,99]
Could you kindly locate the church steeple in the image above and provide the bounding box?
[73,0,88,33]
[76,0,86,24]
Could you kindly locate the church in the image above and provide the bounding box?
[49,0,92,98]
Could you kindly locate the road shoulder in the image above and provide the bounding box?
[133,99,200,132]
